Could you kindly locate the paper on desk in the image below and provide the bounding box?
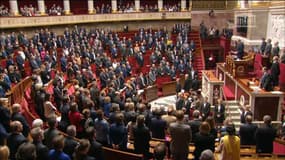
[271,91,283,94]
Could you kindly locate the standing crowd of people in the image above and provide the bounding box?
[0,21,283,160]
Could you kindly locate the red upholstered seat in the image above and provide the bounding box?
[46,84,54,94]
[156,76,171,89]
[248,54,263,79]
[1,59,7,68]
[68,85,75,95]
[273,141,285,156]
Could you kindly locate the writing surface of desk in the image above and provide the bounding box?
[217,63,284,121]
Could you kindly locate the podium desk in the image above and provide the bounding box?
[217,63,284,121]
[144,85,159,102]
[201,70,224,105]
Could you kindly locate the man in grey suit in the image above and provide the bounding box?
[169,110,192,160]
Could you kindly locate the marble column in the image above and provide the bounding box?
[181,0,186,11]
[158,0,163,11]
[88,0,94,14]
[9,0,19,16]
[37,0,46,15]
[63,0,71,14]
[135,0,140,12]
[111,0,117,13]
[189,0,192,11]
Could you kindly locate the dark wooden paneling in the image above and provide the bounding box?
[144,85,158,102]
[254,97,279,121]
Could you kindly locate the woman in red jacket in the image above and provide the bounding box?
[68,102,83,138]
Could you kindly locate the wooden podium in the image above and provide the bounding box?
[225,52,255,78]
[201,70,224,105]
[161,81,176,96]
[144,85,158,102]
[217,63,284,121]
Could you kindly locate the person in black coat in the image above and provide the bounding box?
[74,139,95,160]
[86,127,104,160]
[191,75,200,91]
[133,115,152,159]
[239,115,257,145]
[0,98,11,133]
[175,93,185,110]
[63,125,79,159]
[7,121,27,160]
[53,80,63,109]
[271,56,280,86]
[150,109,167,139]
[260,38,266,54]
[236,39,244,59]
[193,122,215,160]
[214,99,225,124]
[260,67,273,91]
[183,74,192,92]
[136,52,144,68]
[31,127,49,160]
[200,97,211,121]
[11,104,30,137]
[255,115,277,153]
[175,78,182,95]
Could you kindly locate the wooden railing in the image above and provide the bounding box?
[6,76,32,107]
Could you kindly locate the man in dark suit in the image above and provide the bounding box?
[11,104,30,137]
[7,121,27,160]
[169,110,192,160]
[133,115,151,159]
[150,109,167,139]
[86,127,104,160]
[271,56,280,86]
[43,115,60,149]
[240,105,253,124]
[63,125,79,159]
[200,97,211,121]
[176,93,185,110]
[183,74,192,92]
[260,38,266,54]
[255,115,277,153]
[191,75,200,91]
[176,78,182,95]
[236,39,244,59]
[0,98,11,133]
[137,72,147,89]
[239,115,257,145]
[260,67,273,91]
[214,99,225,124]
[31,127,49,160]
[136,52,144,68]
